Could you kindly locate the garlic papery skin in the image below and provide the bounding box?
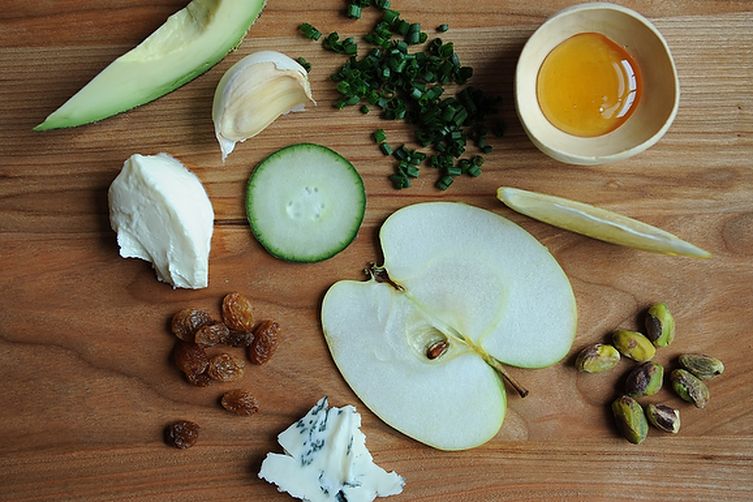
[213,50,315,160]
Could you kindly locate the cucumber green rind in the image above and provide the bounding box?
[34,0,267,131]
[245,143,366,263]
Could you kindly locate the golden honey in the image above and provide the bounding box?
[536,32,642,137]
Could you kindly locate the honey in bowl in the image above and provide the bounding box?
[536,32,642,137]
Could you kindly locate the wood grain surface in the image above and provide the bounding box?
[1,1,752,500]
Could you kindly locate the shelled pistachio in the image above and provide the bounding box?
[625,361,664,397]
[646,404,681,433]
[671,369,710,408]
[575,343,621,373]
[612,330,656,362]
[611,395,649,444]
[645,303,675,347]
[679,353,725,380]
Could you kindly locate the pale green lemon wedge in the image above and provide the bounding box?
[496,187,711,258]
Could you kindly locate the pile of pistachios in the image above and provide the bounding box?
[575,303,725,444]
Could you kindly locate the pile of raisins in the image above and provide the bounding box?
[165,292,278,449]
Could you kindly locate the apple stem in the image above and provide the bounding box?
[485,356,529,398]
[364,262,405,291]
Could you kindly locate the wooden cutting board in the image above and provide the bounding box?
[1,1,752,499]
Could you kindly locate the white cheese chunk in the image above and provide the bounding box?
[108,153,214,289]
[259,397,405,501]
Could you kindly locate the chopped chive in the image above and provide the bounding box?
[389,173,410,189]
[406,30,421,45]
[342,37,358,55]
[374,0,391,9]
[360,105,370,114]
[298,23,322,41]
[396,20,411,36]
[393,145,408,160]
[437,175,454,191]
[467,165,482,177]
[383,8,400,24]
[446,166,462,177]
[323,32,341,52]
[456,66,473,84]
[437,23,449,33]
[439,42,454,58]
[472,155,484,167]
[346,3,362,19]
[373,129,387,143]
[336,81,351,95]
[380,143,394,156]
[295,57,312,73]
[405,165,420,178]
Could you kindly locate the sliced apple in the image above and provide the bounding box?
[321,202,577,450]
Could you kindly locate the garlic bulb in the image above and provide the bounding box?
[212,51,315,160]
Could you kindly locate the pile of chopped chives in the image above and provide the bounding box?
[298,2,502,190]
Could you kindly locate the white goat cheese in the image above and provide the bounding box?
[259,397,405,501]
[108,153,214,289]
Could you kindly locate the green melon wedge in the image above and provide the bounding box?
[34,0,266,131]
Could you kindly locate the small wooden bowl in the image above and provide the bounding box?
[515,2,679,165]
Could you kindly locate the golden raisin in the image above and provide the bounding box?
[194,321,230,347]
[222,292,254,332]
[164,420,200,449]
[207,353,246,382]
[186,372,212,387]
[249,320,280,365]
[171,308,212,342]
[224,330,254,348]
[173,341,210,385]
[221,389,260,416]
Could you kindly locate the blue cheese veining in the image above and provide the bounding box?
[259,397,404,501]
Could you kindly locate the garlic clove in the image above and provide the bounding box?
[212,50,315,161]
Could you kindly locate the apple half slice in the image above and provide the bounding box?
[321,202,577,450]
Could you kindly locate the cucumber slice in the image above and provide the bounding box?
[245,144,366,263]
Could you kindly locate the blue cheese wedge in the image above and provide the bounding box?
[108,153,214,289]
[259,397,404,501]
